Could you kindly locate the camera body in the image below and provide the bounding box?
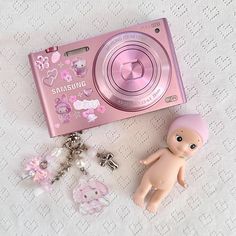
[29,18,186,137]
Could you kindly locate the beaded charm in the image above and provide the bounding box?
[21,131,118,210]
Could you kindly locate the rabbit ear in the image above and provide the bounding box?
[73,188,83,203]
[73,179,89,202]
[89,180,108,195]
[61,95,67,102]
[55,98,61,104]
[78,179,87,188]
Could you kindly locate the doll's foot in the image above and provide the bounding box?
[133,194,145,208]
[146,202,160,213]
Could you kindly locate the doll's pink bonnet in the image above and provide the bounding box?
[168,114,209,144]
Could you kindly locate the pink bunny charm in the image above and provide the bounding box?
[73,178,109,215]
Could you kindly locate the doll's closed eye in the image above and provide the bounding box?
[176,135,183,142]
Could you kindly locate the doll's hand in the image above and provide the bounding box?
[178,179,188,188]
[139,159,148,165]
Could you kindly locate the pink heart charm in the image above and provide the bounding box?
[69,95,77,103]
[83,88,93,97]
[97,105,106,113]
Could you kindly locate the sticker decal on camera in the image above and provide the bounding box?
[35,55,49,70]
[82,109,98,122]
[51,51,61,63]
[73,99,100,110]
[43,69,58,87]
[96,105,106,114]
[72,59,87,77]
[83,88,93,97]
[73,99,106,123]
[61,69,73,82]
[55,94,72,123]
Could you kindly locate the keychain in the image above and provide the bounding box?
[72,161,109,215]
[21,132,118,214]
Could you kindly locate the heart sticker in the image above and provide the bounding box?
[97,105,106,113]
[43,69,58,87]
[83,88,93,97]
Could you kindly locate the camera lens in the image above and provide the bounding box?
[93,32,171,111]
[155,28,160,33]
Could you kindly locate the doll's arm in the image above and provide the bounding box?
[140,149,164,165]
[177,165,188,188]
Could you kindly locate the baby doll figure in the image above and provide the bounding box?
[133,114,208,213]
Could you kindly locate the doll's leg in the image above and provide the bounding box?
[133,177,152,208]
[146,188,171,213]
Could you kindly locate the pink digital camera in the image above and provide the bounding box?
[29,18,186,137]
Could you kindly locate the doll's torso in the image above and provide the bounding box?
[145,148,185,190]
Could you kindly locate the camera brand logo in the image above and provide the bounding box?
[52,81,86,94]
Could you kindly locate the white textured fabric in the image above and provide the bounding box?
[0,0,236,235]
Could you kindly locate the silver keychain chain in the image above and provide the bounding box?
[51,132,118,184]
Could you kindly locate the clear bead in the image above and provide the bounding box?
[50,147,67,157]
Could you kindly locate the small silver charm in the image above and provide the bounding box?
[97,152,118,171]
[63,131,84,150]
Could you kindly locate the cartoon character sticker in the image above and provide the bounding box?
[72,59,87,77]
[73,99,106,122]
[82,109,98,122]
[60,69,73,82]
[73,178,109,215]
[55,95,72,123]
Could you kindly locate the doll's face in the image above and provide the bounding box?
[167,128,203,157]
